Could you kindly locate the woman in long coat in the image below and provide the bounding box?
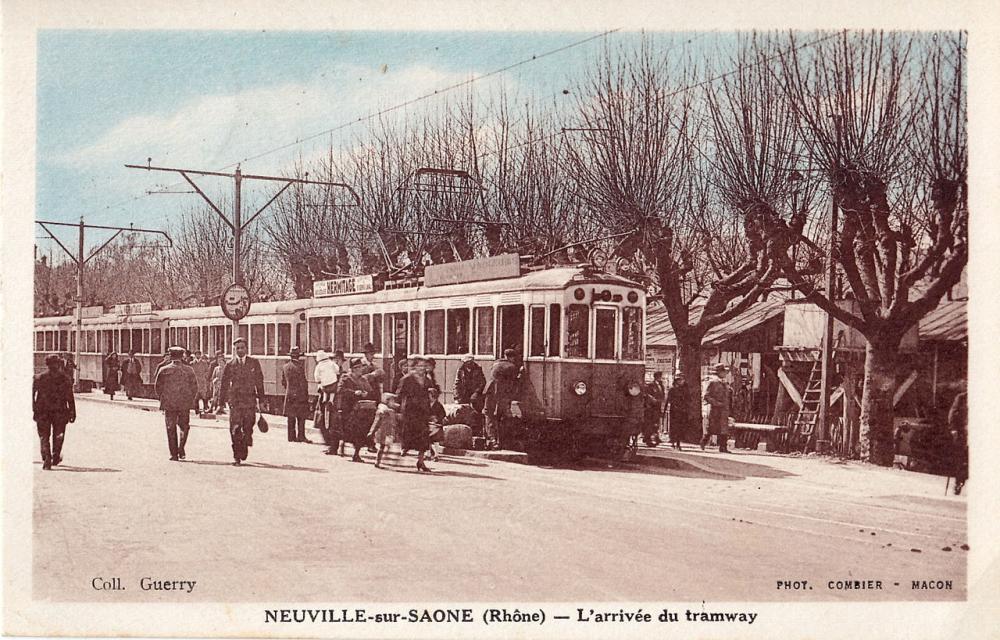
[335,358,373,462]
[397,355,433,472]
[667,373,693,450]
[103,351,121,400]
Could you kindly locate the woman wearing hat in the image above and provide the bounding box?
[103,350,121,400]
[367,392,401,469]
[397,354,434,472]
[667,372,693,450]
[335,357,373,462]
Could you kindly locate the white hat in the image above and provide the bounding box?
[462,353,475,362]
[315,350,331,362]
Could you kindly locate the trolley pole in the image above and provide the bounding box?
[75,217,84,389]
[35,218,172,390]
[232,166,243,334]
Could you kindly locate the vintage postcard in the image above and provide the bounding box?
[3,1,999,638]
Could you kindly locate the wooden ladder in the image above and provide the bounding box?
[793,359,823,451]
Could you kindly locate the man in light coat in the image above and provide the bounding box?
[154,346,199,461]
[701,363,731,453]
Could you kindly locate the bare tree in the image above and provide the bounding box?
[778,31,967,465]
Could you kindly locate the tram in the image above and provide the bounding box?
[33,255,647,457]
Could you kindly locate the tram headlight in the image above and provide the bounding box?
[573,381,588,396]
[627,291,639,303]
[627,383,642,397]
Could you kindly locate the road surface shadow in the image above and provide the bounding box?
[430,456,490,468]
[34,462,121,473]
[379,463,504,481]
[558,452,797,481]
[182,460,328,473]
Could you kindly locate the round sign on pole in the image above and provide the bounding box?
[221,283,251,321]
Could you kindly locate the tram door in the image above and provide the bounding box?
[498,305,524,357]
[387,313,408,383]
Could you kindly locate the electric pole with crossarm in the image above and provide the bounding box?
[35,218,172,389]
[125,161,360,330]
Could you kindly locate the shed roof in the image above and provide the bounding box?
[918,300,967,343]
[647,292,789,349]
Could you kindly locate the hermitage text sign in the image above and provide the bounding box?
[313,274,375,298]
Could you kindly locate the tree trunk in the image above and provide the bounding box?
[859,339,899,466]
[676,337,703,443]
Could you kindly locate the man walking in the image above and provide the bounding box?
[154,346,199,461]
[701,363,732,453]
[121,350,144,400]
[33,354,76,469]
[281,347,311,443]
[219,337,266,466]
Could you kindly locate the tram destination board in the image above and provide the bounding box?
[424,253,520,287]
[113,302,152,316]
[313,274,375,298]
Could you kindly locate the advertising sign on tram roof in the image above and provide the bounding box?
[313,274,376,298]
[424,253,520,287]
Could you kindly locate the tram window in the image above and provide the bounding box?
[372,314,382,354]
[121,330,131,353]
[295,322,304,350]
[60,330,68,351]
[549,305,561,357]
[35,332,42,351]
[277,323,291,356]
[498,305,524,357]
[176,328,188,350]
[225,325,233,354]
[202,327,210,354]
[238,324,249,348]
[265,324,275,355]
[141,329,149,354]
[250,324,265,355]
[409,311,421,354]
[622,307,643,360]
[474,307,494,356]
[332,316,349,352]
[351,315,370,352]
[190,327,201,354]
[446,308,470,355]
[529,306,546,357]
[595,308,617,360]
[566,305,590,358]
[424,310,445,355]
[69,332,75,352]
[308,317,330,352]
[152,328,162,355]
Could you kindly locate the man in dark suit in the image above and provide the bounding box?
[33,354,76,469]
[219,337,265,465]
[281,346,311,443]
[154,346,199,461]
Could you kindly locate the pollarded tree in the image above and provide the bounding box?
[777,31,967,465]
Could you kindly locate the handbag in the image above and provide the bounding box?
[257,415,269,433]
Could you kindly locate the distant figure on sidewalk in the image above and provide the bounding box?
[121,350,143,400]
[219,337,265,466]
[454,354,486,412]
[103,351,120,401]
[33,354,76,470]
[643,372,666,447]
[191,351,211,413]
[701,363,731,453]
[209,351,227,414]
[154,346,199,461]
[281,347,311,443]
[948,390,968,495]
[667,372,693,450]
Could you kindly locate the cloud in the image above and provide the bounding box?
[58,62,500,176]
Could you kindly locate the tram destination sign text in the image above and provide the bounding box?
[113,302,152,316]
[313,274,375,298]
[424,253,520,287]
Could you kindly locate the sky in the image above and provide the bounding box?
[34,30,626,249]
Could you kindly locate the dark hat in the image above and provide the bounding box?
[333,349,345,359]
[362,342,376,352]
[168,346,186,358]
[289,346,302,358]
[349,357,364,369]
[44,354,62,366]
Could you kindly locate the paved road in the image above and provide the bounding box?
[33,397,966,602]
